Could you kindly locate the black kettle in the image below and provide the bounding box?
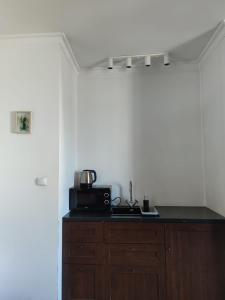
[80,170,97,189]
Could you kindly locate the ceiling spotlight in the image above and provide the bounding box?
[126,57,132,68]
[108,57,113,69]
[145,55,151,67]
[164,53,170,66]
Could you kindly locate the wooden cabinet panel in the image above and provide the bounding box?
[166,224,225,300]
[62,264,104,300]
[135,271,163,300]
[105,222,164,244]
[63,243,105,264]
[62,220,225,300]
[109,267,135,300]
[63,222,103,243]
[107,266,165,300]
[108,243,164,267]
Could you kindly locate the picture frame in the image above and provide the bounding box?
[13,111,32,134]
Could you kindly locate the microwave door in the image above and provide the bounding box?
[78,192,97,208]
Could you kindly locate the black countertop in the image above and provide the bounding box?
[63,206,225,223]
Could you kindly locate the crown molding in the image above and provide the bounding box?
[0,32,80,72]
[198,20,225,65]
[59,33,80,73]
[0,32,62,39]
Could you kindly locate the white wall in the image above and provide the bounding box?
[58,46,78,218]
[0,36,77,300]
[78,63,203,206]
[199,36,225,216]
[58,46,78,299]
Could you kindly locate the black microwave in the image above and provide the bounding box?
[69,185,111,212]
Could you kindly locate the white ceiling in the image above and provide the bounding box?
[0,0,224,67]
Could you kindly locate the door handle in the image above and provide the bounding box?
[167,247,172,255]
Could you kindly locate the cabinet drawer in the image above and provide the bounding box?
[107,266,165,300]
[105,223,164,244]
[63,243,105,264]
[108,244,164,267]
[63,222,103,243]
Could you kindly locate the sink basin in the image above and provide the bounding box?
[112,206,141,215]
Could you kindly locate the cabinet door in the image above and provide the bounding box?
[62,264,104,300]
[166,224,225,300]
[107,266,165,300]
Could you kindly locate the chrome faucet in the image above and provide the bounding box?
[126,180,138,208]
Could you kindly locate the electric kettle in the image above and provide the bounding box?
[80,170,97,189]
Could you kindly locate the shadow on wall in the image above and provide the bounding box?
[83,24,217,69]
[128,63,203,205]
[170,26,216,62]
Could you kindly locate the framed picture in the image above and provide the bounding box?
[14,111,32,134]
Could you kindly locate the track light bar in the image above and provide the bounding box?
[107,53,170,69]
[110,53,164,60]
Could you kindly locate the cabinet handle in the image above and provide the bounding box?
[167,247,171,254]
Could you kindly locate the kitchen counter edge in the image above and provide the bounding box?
[62,206,225,223]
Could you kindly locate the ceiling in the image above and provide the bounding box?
[0,0,224,67]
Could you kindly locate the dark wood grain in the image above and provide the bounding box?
[63,242,105,265]
[108,243,164,267]
[62,220,225,300]
[166,223,225,300]
[62,264,104,300]
[105,222,164,244]
[63,221,103,243]
[107,266,165,300]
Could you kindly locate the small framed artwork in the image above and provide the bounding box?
[13,111,32,134]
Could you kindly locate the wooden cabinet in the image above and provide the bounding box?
[63,222,105,300]
[105,222,164,244]
[63,221,165,300]
[108,243,164,267]
[62,264,104,300]
[62,221,225,300]
[63,242,105,264]
[105,222,166,300]
[63,222,104,243]
[166,224,225,300]
[108,266,164,300]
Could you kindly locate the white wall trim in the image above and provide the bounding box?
[59,33,80,73]
[198,63,207,206]
[0,32,80,73]
[0,32,62,39]
[198,20,225,65]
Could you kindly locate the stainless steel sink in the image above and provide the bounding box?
[112,206,141,215]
